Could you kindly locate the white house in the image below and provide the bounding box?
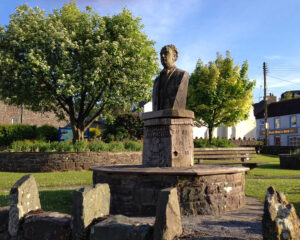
[143,101,257,139]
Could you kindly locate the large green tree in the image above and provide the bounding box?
[0,2,158,141]
[187,51,255,142]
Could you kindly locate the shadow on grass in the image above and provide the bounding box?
[40,189,74,214]
[255,164,280,170]
[0,189,74,214]
[0,193,9,206]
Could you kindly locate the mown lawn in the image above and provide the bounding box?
[0,171,93,189]
[1,154,300,215]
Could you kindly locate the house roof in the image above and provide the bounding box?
[254,97,300,119]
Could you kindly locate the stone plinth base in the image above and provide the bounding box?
[142,109,194,167]
[91,165,248,216]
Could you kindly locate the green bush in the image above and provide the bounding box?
[73,141,89,152]
[194,138,237,148]
[124,141,143,151]
[8,140,52,152]
[52,141,74,152]
[90,128,101,139]
[293,149,300,156]
[107,141,125,152]
[102,113,143,142]
[37,125,58,142]
[0,124,37,146]
[88,141,109,152]
[6,140,143,152]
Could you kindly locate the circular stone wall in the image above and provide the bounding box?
[279,154,300,169]
[92,165,247,216]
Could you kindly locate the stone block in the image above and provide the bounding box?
[90,215,153,240]
[0,206,9,232]
[22,211,71,240]
[142,110,194,168]
[262,186,300,240]
[154,187,182,240]
[71,184,110,240]
[9,174,41,237]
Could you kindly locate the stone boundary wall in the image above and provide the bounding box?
[261,146,300,155]
[0,152,142,172]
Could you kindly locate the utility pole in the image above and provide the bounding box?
[263,62,268,145]
[20,104,23,124]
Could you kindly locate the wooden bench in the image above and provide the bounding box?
[194,147,257,163]
[200,161,267,170]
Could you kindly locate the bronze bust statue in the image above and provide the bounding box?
[152,45,189,111]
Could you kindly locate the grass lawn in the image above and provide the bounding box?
[1,154,300,215]
[0,189,73,214]
[0,171,93,190]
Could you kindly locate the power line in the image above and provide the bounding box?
[268,75,299,84]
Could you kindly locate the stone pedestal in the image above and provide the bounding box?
[91,165,248,216]
[142,109,194,167]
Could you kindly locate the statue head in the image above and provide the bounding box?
[160,45,178,69]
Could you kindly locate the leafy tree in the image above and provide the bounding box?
[0,3,158,141]
[187,51,255,142]
[102,113,143,142]
[280,91,292,101]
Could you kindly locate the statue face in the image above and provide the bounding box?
[160,47,176,69]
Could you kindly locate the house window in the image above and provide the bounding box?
[290,136,300,146]
[260,120,265,131]
[291,116,297,128]
[11,118,18,124]
[275,118,280,129]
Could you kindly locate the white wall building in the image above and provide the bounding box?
[143,101,257,139]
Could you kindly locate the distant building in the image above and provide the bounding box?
[143,101,257,139]
[281,90,300,100]
[0,101,68,128]
[254,97,300,146]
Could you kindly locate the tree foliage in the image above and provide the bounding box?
[0,2,158,141]
[187,51,255,142]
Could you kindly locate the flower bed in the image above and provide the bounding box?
[0,151,142,172]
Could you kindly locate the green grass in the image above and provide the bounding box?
[0,189,74,214]
[0,171,93,190]
[1,154,300,215]
[246,179,300,214]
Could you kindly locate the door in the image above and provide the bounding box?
[275,136,280,146]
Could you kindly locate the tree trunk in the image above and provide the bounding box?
[208,126,213,143]
[71,124,85,143]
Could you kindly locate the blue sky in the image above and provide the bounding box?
[1,0,300,103]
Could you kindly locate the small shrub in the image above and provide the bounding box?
[53,141,74,152]
[88,141,109,152]
[73,141,89,152]
[36,141,51,152]
[107,141,125,152]
[124,141,143,151]
[293,149,300,156]
[90,128,101,139]
[37,125,58,142]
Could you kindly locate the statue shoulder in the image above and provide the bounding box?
[174,67,189,78]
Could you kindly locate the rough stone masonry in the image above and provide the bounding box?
[8,174,41,237]
[262,186,300,240]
